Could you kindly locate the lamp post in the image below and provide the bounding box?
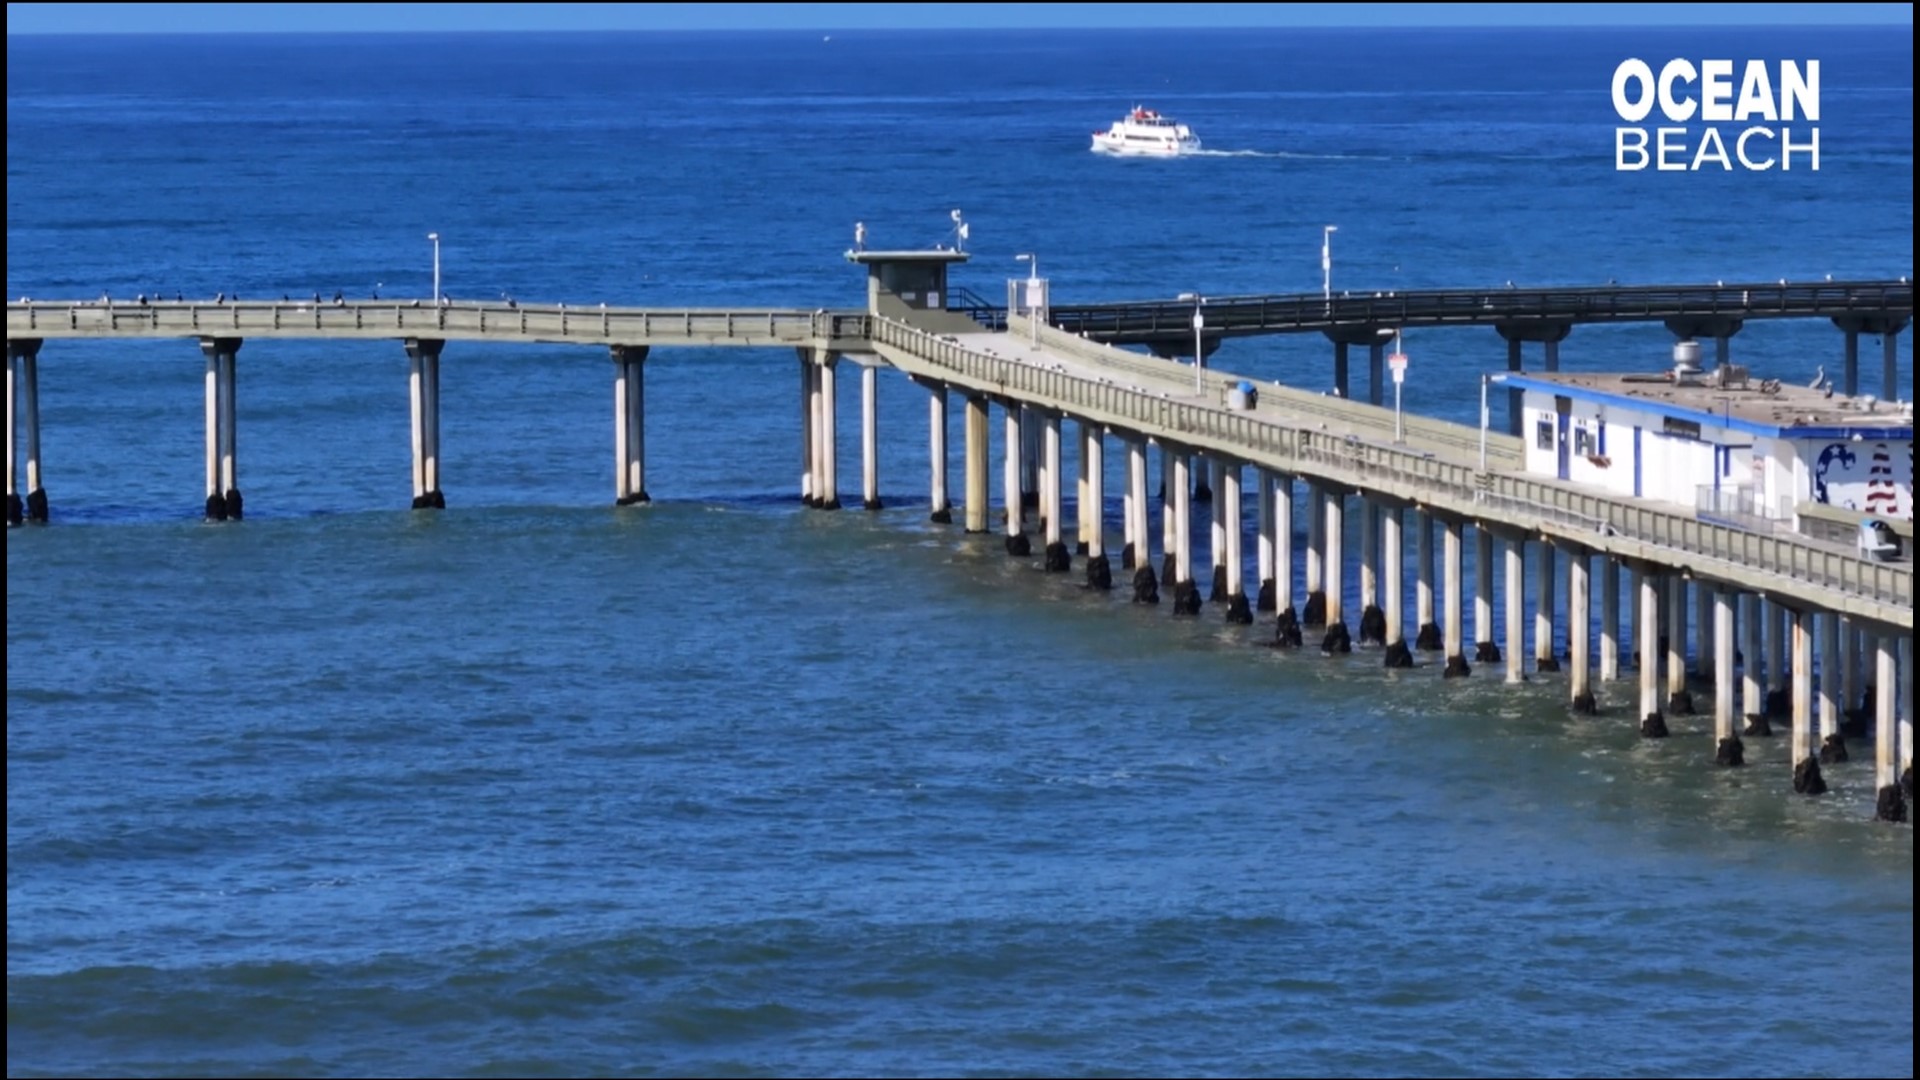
[427,232,441,304]
[1179,292,1206,394]
[1321,224,1337,313]
[1479,373,1507,471]
[1015,253,1039,347]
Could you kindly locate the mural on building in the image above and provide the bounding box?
[1812,441,1913,520]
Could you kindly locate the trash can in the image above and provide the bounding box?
[1227,379,1257,410]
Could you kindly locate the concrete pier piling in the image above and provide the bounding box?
[1002,401,1028,555]
[1320,487,1350,653]
[1473,527,1499,663]
[1075,421,1091,555]
[963,394,988,532]
[817,353,841,510]
[1504,536,1526,684]
[1042,411,1069,572]
[1666,575,1693,715]
[1358,497,1385,645]
[1124,435,1147,572]
[860,363,881,510]
[201,336,243,520]
[1208,472,1228,602]
[1302,480,1326,628]
[927,384,950,523]
[1171,451,1200,615]
[1019,405,1039,511]
[1741,594,1768,735]
[1639,569,1668,737]
[1255,468,1275,612]
[1442,517,1469,677]
[7,338,44,525]
[1877,637,1908,821]
[1792,610,1827,794]
[1083,423,1111,589]
[1599,556,1620,681]
[1272,472,1301,647]
[1714,588,1741,764]
[610,343,646,507]
[1222,462,1251,623]
[1382,505,1412,668]
[1818,613,1842,759]
[1534,541,1560,672]
[1414,512,1440,650]
[1568,549,1594,711]
[798,352,814,506]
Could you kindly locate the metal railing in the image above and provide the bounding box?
[870,315,1912,621]
[1030,278,1914,340]
[7,299,871,347]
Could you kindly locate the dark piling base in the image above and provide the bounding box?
[863,497,883,511]
[1120,541,1136,571]
[1904,765,1914,801]
[1005,533,1031,557]
[1172,581,1203,617]
[1302,591,1327,628]
[1764,687,1789,719]
[1792,756,1828,796]
[1209,564,1228,603]
[1415,622,1443,651]
[1716,735,1745,767]
[6,492,22,527]
[1044,541,1071,573]
[803,495,819,509]
[1085,554,1112,590]
[1535,655,1562,674]
[819,496,842,511]
[1742,714,1773,737]
[1818,733,1848,764]
[616,491,646,507]
[1474,640,1502,663]
[1383,641,1414,668]
[26,488,49,523]
[1255,578,1275,613]
[204,493,228,522]
[1320,622,1352,655]
[1443,654,1472,679]
[1876,785,1908,823]
[1272,607,1303,649]
[1358,605,1387,646]
[1640,712,1670,738]
[1226,593,1253,625]
[1667,690,1695,716]
[930,506,952,524]
[1131,565,1160,604]
[1572,690,1597,714]
[429,490,447,508]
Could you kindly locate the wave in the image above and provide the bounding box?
[1185,148,1399,161]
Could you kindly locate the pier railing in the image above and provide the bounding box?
[1045,279,1915,339]
[870,316,1912,624]
[7,300,873,348]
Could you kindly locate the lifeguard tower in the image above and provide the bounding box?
[845,242,981,335]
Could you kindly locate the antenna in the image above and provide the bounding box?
[949,210,968,253]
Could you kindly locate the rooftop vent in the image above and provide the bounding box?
[1672,339,1705,386]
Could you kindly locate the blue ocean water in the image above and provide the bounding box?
[6,27,1913,1078]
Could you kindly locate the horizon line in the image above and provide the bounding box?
[8,22,1914,37]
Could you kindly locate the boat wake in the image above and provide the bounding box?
[1184,148,1395,161]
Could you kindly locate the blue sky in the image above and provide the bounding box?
[5,2,1914,35]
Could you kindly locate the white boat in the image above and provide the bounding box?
[1090,106,1201,157]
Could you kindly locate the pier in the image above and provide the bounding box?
[6,262,1912,821]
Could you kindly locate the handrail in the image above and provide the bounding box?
[6,299,872,345]
[869,315,1912,622]
[1027,278,1914,339]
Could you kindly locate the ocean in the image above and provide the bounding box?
[6,26,1913,1078]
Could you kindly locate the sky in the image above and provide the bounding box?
[4,2,1914,35]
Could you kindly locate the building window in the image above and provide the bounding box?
[1536,419,1555,450]
[1574,427,1594,455]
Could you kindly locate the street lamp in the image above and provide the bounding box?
[1178,292,1206,394]
[1015,253,1040,347]
[427,232,441,304]
[1479,373,1507,471]
[1321,224,1337,312]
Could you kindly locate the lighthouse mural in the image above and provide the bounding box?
[1811,441,1912,520]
